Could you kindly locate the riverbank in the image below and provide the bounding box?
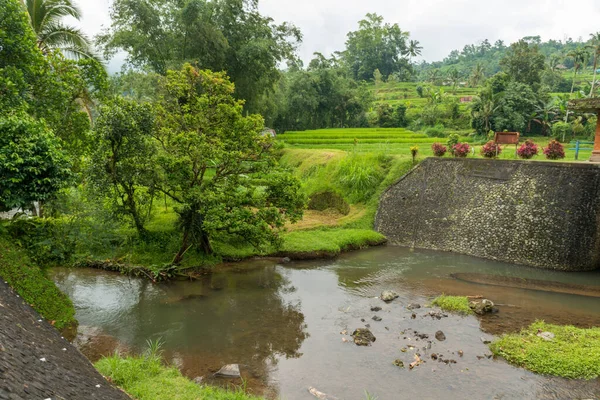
[0,279,127,399]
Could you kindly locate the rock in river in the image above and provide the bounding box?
[469,299,495,315]
[407,303,421,310]
[435,330,446,341]
[352,328,376,346]
[370,306,382,312]
[372,315,382,322]
[215,364,241,378]
[381,290,399,302]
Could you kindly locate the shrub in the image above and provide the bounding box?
[543,140,565,160]
[480,141,501,158]
[452,143,471,157]
[410,145,419,163]
[551,121,572,142]
[446,133,460,155]
[431,142,447,157]
[517,140,539,159]
[424,124,445,137]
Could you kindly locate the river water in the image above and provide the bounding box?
[51,246,600,400]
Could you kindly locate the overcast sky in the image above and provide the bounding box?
[74,0,600,73]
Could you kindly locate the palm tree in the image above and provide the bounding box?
[472,94,499,134]
[564,47,588,122]
[586,32,600,97]
[532,100,558,136]
[428,69,441,86]
[408,40,423,61]
[447,68,461,94]
[469,63,485,87]
[25,0,97,60]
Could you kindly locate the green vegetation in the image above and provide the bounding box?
[0,236,75,330]
[490,321,600,379]
[430,295,473,315]
[95,346,262,400]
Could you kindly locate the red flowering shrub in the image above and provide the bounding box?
[480,141,501,158]
[431,142,447,157]
[543,140,565,160]
[452,142,471,157]
[517,140,539,159]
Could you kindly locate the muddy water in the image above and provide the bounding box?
[51,246,600,400]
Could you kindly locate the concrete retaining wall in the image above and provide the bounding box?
[375,158,600,271]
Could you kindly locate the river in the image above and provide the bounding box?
[51,246,600,400]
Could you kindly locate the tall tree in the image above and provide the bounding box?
[97,0,301,113]
[25,0,97,59]
[565,47,588,121]
[469,63,485,87]
[342,13,414,81]
[586,32,600,97]
[500,39,546,86]
[154,64,304,262]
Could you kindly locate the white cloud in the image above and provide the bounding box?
[72,0,600,71]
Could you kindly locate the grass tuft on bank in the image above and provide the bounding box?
[430,295,473,315]
[490,321,600,379]
[95,352,263,400]
[0,236,76,330]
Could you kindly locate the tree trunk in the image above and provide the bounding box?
[590,55,598,97]
[172,228,190,265]
[566,69,578,122]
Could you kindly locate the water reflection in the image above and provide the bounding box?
[52,248,600,400]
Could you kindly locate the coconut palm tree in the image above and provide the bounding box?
[25,0,97,60]
[447,68,461,94]
[564,47,588,122]
[408,40,423,61]
[586,32,600,97]
[469,63,485,87]
[532,100,558,136]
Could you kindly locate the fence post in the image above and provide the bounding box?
[575,140,580,161]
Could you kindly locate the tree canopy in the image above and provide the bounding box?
[97,0,301,114]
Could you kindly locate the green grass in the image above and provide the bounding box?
[280,228,386,254]
[0,235,76,330]
[430,295,473,315]
[490,321,600,379]
[95,352,263,400]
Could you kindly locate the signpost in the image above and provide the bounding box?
[494,132,520,157]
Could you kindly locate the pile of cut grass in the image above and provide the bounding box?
[490,321,600,379]
[430,295,473,315]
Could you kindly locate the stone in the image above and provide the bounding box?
[372,315,382,322]
[469,299,495,315]
[351,328,376,346]
[215,364,241,378]
[370,306,382,312]
[381,290,399,302]
[537,331,555,341]
[193,376,204,385]
[393,359,405,368]
[435,331,446,341]
[407,303,421,310]
[281,257,291,263]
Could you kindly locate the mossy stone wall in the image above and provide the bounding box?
[375,158,600,271]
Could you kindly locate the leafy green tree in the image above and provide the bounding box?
[24,0,97,59]
[500,39,546,86]
[532,100,558,136]
[343,13,414,81]
[0,0,46,111]
[97,0,301,113]
[154,64,304,262]
[89,97,157,235]
[0,114,71,212]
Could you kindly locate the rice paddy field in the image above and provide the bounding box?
[277,127,592,161]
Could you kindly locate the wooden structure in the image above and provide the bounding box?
[494,132,520,156]
[568,98,600,162]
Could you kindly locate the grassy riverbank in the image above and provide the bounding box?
[0,235,76,330]
[490,321,600,379]
[95,351,263,400]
